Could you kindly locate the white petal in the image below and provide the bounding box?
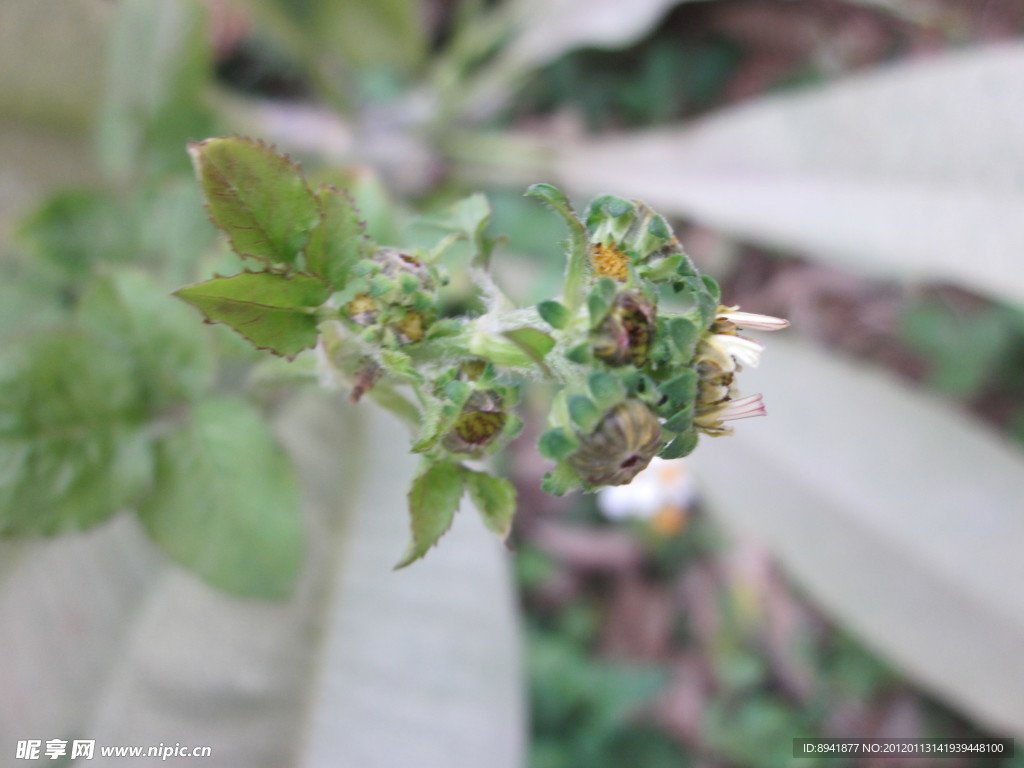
[718,310,790,331]
[712,334,765,368]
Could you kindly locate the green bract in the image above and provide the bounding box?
[174,137,787,565]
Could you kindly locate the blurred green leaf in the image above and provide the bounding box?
[189,137,320,267]
[552,44,1024,306]
[174,271,330,358]
[0,397,524,765]
[902,300,1015,397]
[0,332,151,535]
[98,0,215,179]
[464,469,516,539]
[137,397,302,599]
[688,336,1024,738]
[16,190,138,278]
[79,270,215,409]
[396,460,464,568]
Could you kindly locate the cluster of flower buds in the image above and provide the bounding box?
[524,185,788,495]
[343,247,445,347]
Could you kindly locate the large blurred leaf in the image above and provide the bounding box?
[552,44,1024,306]
[79,270,215,408]
[0,395,524,766]
[137,397,303,599]
[686,336,1024,737]
[0,332,151,535]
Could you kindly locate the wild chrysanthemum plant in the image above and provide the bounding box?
[175,137,788,567]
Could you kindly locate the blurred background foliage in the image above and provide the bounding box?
[1,0,1024,765]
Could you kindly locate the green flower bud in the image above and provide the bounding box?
[567,399,662,487]
[591,290,656,367]
[442,390,508,456]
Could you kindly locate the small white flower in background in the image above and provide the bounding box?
[598,457,697,535]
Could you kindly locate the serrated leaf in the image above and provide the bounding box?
[174,271,330,358]
[305,185,371,289]
[79,270,214,408]
[464,470,517,539]
[136,397,302,599]
[189,137,320,266]
[396,460,465,568]
[0,331,151,535]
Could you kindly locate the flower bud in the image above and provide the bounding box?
[567,399,662,487]
[442,390,508,456]
[591,290,656,367]
[343,248,440,345]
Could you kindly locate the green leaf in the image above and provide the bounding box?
[588,370,624,410]
[538,428,579,461]
[79,270,214,408]
[526,183,589,310]
[396,460,465,569]
[464,470,517,539]
[659,429,698,459]
[416,193,494,264]
[567,394,601,433]
[537,300,571,330]
[662,406,693,434]
[305,185,372,289]
[666,316,701,358]
[16,189,138,278]
[188,137,320,266]
[0,331,151,535]
[587,277,618,326]
[137,397,303,599]
[501,327,556,369]
[660,369,697,406]
[174,271,330,358]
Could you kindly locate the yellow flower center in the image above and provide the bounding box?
[591,243,630,281]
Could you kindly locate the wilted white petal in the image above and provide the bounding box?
[710,333,765,368]
[717,309,790,331]
[716,393,766,421]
